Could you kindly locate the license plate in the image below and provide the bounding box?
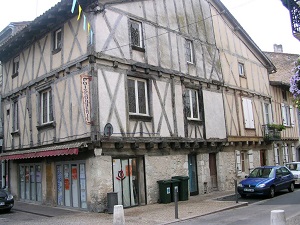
[0,202,4,206]
[244,188,254,192]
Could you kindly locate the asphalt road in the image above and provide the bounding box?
[172,189,300,225]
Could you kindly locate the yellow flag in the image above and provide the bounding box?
[77,5,82,20]
[88,23,90,33]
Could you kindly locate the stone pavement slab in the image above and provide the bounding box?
[11,191,248,225]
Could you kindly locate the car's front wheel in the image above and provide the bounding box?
[269,186,275,198]
[288,182,295,192]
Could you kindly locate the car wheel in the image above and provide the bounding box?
[4,208,11,213]
[269,186,275,198]
[288,183,295,192]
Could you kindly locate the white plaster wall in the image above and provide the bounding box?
[203,90,226,139]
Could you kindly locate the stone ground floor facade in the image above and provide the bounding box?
[3,139,300,212]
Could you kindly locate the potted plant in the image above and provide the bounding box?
[267,123,286,131]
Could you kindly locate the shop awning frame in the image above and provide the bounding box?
[0,142,84,160]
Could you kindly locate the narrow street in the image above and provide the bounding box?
[171,189,300,225]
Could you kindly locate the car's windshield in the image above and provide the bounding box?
[249,168,273,178]
[286,163,300,171]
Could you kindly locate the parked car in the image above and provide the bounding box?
[285,162,300,185]
[0,188,14,213]
[237,166,295,198]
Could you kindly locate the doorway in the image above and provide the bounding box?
[188,154,199,196]
[112,157,145,207]
[209,153,218,190]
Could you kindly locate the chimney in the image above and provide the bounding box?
[273,44,283,53]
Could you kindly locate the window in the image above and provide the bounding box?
[13,56,19,76]
[283,143,289,163]
[184,89,201,120]
[13,100,19,131]
[274,144,280,165]
[235,150,254,175]
[263,103,272,125]
[281,104,294,127]
[282,90,287,101]
[54,28,62,50]
[127,77,149,116]
[40,89,53,124]
[238,62,245,76]
[186,40,194,63]
[242,98,254,128]
[130,20,143,49]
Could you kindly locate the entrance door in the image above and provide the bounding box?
[113,157,145,207]
[188,154,199,196]
[209,153,218,190]
[260,150,267,166]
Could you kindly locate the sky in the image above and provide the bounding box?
[0,0,299,55]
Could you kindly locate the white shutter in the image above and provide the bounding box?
[242,98,249,128]
[274,144,279,165]
[235,150,242,176]
[284,143,289,163]
[281,103,287,126]
[292,143,296,162]
[248,100,255,128]
[290,105,295,127]
[248,150,254,172]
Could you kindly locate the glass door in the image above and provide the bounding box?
[113,158,139,207]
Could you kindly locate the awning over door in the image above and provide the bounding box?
[0,142,84,160]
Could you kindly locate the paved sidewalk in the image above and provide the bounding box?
[12,191,248,225]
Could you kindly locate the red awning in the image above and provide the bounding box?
[0,148,79,160]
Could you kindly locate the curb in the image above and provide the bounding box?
[161,201,248,224]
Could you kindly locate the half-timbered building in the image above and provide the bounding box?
[264,47,300,165]
[0,0,228,211]
[209,1,297,189]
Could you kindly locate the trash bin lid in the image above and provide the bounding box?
[172,176,189,180]
[157,179,173,184]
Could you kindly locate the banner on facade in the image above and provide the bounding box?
[81,75,91,124]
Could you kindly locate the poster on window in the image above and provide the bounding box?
[81,75,91,124]
[72,167,78,180]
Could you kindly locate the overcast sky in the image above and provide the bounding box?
[1,0,300,55]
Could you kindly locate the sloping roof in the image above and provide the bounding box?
[211,0,276,74]
[264,51,299,87]
[0,0,97,62]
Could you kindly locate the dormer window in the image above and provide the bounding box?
[12,56,19,77]
[54,28,62,51]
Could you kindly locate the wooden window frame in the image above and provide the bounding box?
[186,39,194,64]
[238,62,245,77]
[40,89,54,125]
[129,20,144,51]
[12,56,19,78]
[185,89,201,121]
[53,28,62,53]
[127,77,149,116]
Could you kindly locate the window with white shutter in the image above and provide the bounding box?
[235,150,242,176]
[242,98,255,128]
[248,150,254,172]
[292,143,296,162]
[290,105,295,127]
[274,144,279,165]
[283,143,289,163]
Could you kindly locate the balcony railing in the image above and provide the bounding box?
[263,124,282,141]
[281,0,300,41]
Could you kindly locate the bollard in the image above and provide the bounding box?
[113,205,125,225]
[234,179,238,203]
[270,209,286,225]
[174,185,178,219]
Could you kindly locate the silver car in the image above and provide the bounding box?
[285,162,300,185]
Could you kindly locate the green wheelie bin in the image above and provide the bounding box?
[170,179,180,202]
[157,180,172,203]
[172,176,189,201]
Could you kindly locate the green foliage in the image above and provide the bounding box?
[267,123,286,131]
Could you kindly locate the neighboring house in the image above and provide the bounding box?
[209,1,299,189]
[0,22,29,188]
[264,46,300,165]
[0,0,227,212]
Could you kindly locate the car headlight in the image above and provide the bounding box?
[238,183,243,187]
[257,184,266,188]
[7,194,13,200]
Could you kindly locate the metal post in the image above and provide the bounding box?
[235,179,238,203]
[174,185,178,219]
